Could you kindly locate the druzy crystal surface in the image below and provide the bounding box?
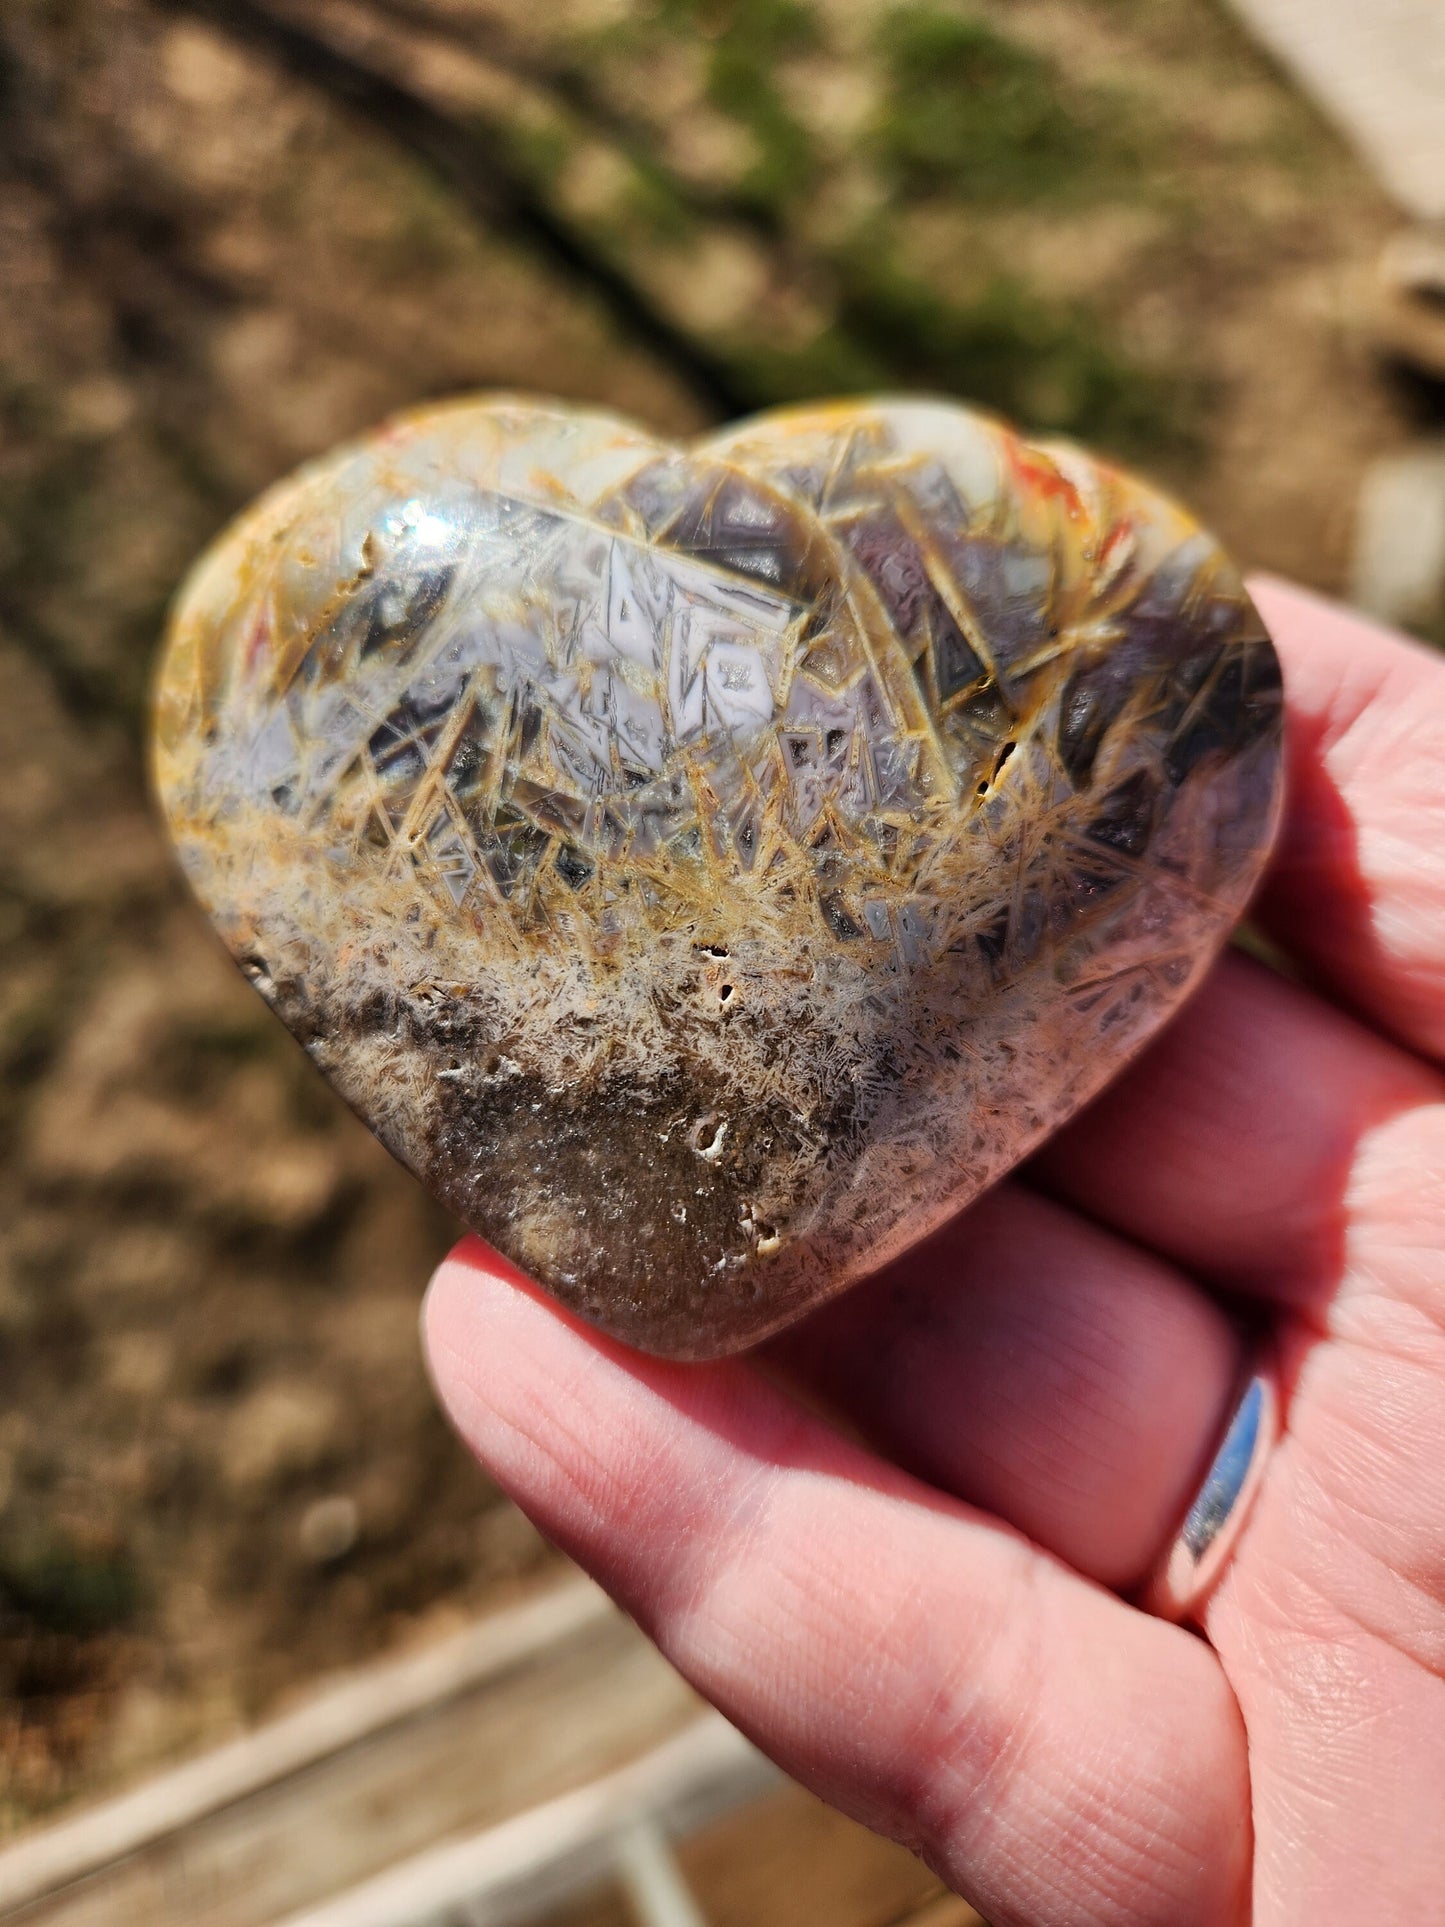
[153,397,1283,1357]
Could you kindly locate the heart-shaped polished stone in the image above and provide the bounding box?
[153,397,1282,1357]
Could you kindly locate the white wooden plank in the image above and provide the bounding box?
[1351,443,1445,628]
[1227,0,1445,219]
[614,1821,709,1927]
[269,1716,778,1927]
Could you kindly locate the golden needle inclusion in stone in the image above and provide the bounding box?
[152,396,1283,1357]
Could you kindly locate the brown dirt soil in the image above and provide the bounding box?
[0,0,1427,1834]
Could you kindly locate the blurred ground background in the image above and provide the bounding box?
[0,0,1436,1845]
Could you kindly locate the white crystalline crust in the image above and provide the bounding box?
[154,396,1283,1357]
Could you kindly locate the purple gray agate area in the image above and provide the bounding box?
[152,396,1283,1358]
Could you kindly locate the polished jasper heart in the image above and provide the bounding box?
[153,397,1283,1357]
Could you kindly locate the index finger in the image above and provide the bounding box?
[1248,576,1445,1062]
[423,1241,1252,1927]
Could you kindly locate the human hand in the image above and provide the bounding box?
[422,579,1445,1926]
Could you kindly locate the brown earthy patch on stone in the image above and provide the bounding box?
[153,394,1283,1356]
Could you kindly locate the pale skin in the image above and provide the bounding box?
[422,579,1445,1926]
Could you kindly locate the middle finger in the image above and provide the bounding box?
[767,1182,1239,1591]
[1031,948,1443,1298]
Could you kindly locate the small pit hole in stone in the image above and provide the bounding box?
[691,1115,728,1161]
[239,954,275,996]
[718,983,734,1004]
[977,740,1018,798]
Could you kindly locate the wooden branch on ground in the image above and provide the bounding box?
[0,1573,975,1927]
[0,1576,701,1927]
